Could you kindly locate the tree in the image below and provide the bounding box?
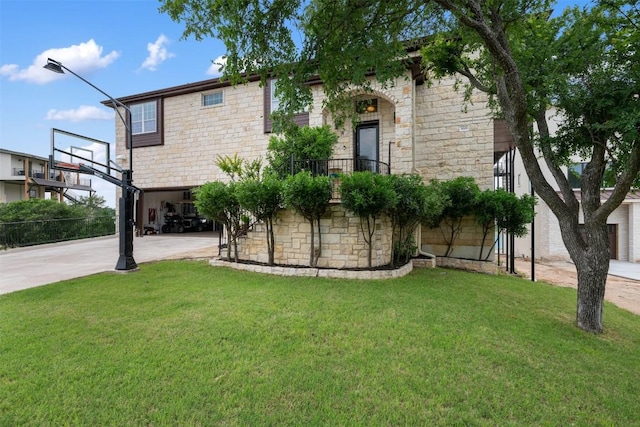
[282,171,333,267]
[160,0,640,332]
[193,181,243,262]
[420,1,639,332]
[475,189,536,261]
[235,173,284,265]
[267,126,337,178]
[0,199,84,222]
[340,172,397,267]
[430,176,480,258]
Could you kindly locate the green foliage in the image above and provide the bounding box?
[0,199,84,222]
[235,175,283,223]
[236,174,284,265]
[429,177,480,257]
[193,181,243,261]
[267,126,337,177]
[384,174,448,265]
[475,189,536,260]
[0,199,115,248]
[340,172,397,267]
[216,153,262,182]
[283,171,333,266]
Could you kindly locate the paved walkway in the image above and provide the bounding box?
[0,234,220,295]
[514,258,640,315]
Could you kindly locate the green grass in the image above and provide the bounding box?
[1,261,639,426]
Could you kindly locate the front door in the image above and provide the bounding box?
[355,122,379,172]
[608,224,617,260]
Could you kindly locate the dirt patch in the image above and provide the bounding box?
[514,258,640,316]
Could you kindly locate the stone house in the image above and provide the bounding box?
[109,58,510,267]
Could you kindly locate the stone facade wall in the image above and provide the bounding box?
[421,215,495,261]
[114,71,497,263]
[310,74,416,175]
[413,77,494,190]
[237,204,393,269]
[117,84,270,190]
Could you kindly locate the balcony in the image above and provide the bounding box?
[278,158,391,199]
[280,158,390,177]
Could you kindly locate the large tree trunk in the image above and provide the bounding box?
[561,216,611,333]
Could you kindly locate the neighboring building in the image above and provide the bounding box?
[510,113,639,263]
[108,56,514,266]
[0,148,94,204]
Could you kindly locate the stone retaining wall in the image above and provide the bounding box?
[210,257,414,280]
[238,204,393,269]
[436,256,500,274]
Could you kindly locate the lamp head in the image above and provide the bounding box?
[43,58,64,74]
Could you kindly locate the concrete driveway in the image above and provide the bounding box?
[0,233,221,295]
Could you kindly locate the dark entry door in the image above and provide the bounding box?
[608,224,617,260]
[355,122,379,172]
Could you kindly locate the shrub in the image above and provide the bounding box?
[267,126,337,177]
[283,172,333,267]
[341,172,397,267]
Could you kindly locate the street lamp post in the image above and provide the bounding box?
[44,58,137,271]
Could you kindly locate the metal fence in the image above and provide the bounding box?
[283,158,391,177]
[0,216,116,249]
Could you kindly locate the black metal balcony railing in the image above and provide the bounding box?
[283,158,390,177]
[278,158,390,199]
[0,216,116,249]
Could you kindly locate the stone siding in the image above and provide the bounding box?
[413,76,494,190]
[421,215,495,261]
[436,257,500,275]
[117,84,270,190]
[210,257,415,280]
[237,204,393,269]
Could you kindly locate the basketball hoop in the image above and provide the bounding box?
[55,161,80,170]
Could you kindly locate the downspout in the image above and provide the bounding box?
[416,225,436,259]
[411,76,418,174]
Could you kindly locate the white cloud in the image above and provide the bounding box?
[44,105,114,122]
[0,39,120,84]
[206,55,227,77]
[140,34,174,71]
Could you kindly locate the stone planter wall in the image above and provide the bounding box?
[436,256,500,274]
[238,204,393,269]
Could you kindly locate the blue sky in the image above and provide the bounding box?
[0,0,226,205]
[0,0,591,206]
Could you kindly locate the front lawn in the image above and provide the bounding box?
[1,261,638,425]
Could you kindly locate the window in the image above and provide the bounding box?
[567,163,585,189]
[131,101,157,135]
[264,79,309,133]
[203,91,223,107]
[270,78,308,114]
[127,99,163,148]
[270,79,281,113]
[568,162,613,189]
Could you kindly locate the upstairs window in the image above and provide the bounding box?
[270,80,281,113]
[568,162,614,189]
[127,98,163,148]
[131,101,157,135]
[567,163,586,189]
[203,91,224,107]
[264,78,309,133]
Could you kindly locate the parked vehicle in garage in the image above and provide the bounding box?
[161,213,213,233]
